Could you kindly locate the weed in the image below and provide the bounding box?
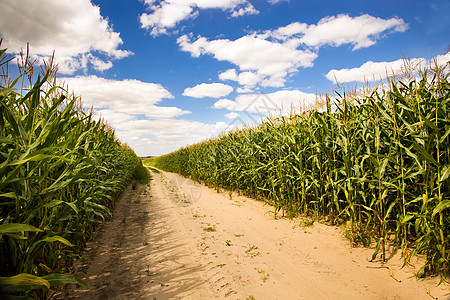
[245,245,260,258]
[298,217,315,229]
[192,213,205,218]
[255,268,269,282]
[203,223,216,232]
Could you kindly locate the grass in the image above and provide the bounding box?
[192,213,206,218]
[203,226,216,232]
[245,245,261,258]
[255,268,269,283]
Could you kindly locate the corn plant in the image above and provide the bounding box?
[150,60,450,279]
[0,44,146,298]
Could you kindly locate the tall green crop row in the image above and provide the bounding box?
[0,47,144,297]
[152,64,450,278]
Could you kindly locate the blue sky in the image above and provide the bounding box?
[0,0,449,156]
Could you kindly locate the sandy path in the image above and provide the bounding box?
[58,169,450,300]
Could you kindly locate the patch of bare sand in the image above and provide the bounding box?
[58,169,450,299]
[55,179,211,299]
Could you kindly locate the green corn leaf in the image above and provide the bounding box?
[400,214,414,225]
[3,233,29,240]
[41,273,87,288]
[0,136,13,143]
[39,235,73,247]
[0,192,18,199]
[65,201,79,214]
[0,223,42,234]
[27,235,73,260]
[411,140,439,167]
[432,200,450,218]
[439,125,450,144]
[43,200,64,208]
[396,141,422,168]
[439,164,450,182]
[10,154,61,166]
[0,273,50,293]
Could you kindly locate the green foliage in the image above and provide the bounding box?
[152,63,450,278]
[0,45,143,297]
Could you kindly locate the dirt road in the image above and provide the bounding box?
[58,169,450,299]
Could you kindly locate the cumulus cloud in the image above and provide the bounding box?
[436,51,450,68]
[183,82,233,98]
[0,0,132,74]
[60,76,189,118]
[219,69,238,81]
[111,117,227,156]
[325,59,421,83]
[59,76,226,156]
[178,34,317,87]
[140,0,258,36]
[268,14,408,50]
[236,87,253,93]
[179,14,407,88]
[323,53,450,84]
[212,90,317,114]
[225,112,240,119]
[219,69,262,87]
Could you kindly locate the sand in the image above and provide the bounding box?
[56,169,450,299]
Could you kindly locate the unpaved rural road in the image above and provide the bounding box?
[58,169,450,300]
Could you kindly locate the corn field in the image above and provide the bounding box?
[0,46,146,298]
[152,62,450,279]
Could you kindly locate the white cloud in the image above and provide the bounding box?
[94,109,135,125]
[219,69,238,81]
[236,87,253,93]
[436,51,450,68]
[178,34,317,87]
[140,0,258,36]
[0,0,132,74]
[326,58,428,83]
[89,55,114,72]
[230,5,259,17]
[219,69,262,87]
[326,51,450,84]
[212,98,235,109]
[60,76,189,118]
[179,14,407,88]
[225,112,240,119]
[213,90,318,114]
[112,117,226,156]
[268,0,289,4]
[58,76,226,156]
[183,82,233,98]
[269,14,408,50]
